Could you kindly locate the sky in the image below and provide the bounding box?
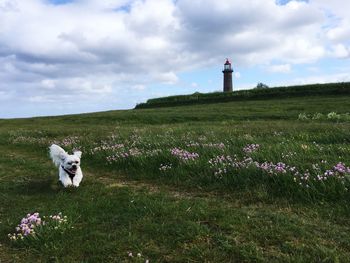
[0,0,349,118]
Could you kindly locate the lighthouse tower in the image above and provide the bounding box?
[222,58,233,92]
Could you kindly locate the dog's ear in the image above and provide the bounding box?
[73,151,82,158]
[59,151,68,161]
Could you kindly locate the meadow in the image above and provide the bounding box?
[1,95,350,262]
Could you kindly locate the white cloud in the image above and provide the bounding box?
[311,0,350,58]
[153,72,179,85]
[131,84,146,91]
[0,90,12,100]
[0,0,349,117]
[268,64,291,73]
[41,79,56,89]
[27,95,53,103]
[176,0,325,66]
[331,44,350,59]
[327,26,350,43]
[293,73,350,85]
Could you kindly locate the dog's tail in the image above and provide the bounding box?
[49,144,67,167]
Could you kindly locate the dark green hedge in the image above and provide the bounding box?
[135,82,350,109]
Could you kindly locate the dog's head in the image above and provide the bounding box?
[61,151,82,175]
[50,144,83,174]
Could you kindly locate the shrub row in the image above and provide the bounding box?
[135,82,350,109]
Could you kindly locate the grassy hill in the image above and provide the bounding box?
[1,94,350,262]
[135,81,350,109]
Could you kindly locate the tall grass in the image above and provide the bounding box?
[5,119,350,202]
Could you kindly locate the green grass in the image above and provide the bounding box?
[1,95,350,262]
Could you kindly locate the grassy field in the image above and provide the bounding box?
[1,95,350,262]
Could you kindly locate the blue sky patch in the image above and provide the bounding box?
[276,0,308,5]
[48,0,74,5]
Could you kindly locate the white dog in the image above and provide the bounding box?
[49,144,83,187]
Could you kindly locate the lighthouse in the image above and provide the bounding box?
[222,58,233,92]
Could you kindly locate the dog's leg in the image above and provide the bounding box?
[72,174,82,187]
[72,176,79,187]
[60,176,73,187]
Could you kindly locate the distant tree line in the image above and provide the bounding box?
[255,83,269,89]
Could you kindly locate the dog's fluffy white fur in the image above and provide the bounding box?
[49,144,83,187]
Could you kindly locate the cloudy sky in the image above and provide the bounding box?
[0,0,349,118]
